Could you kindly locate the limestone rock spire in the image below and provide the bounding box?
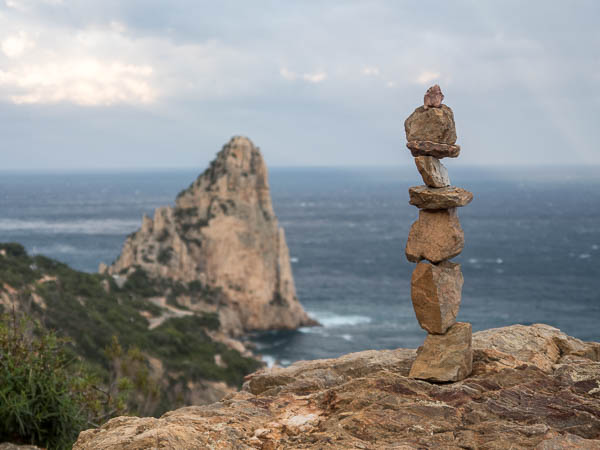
[107,136,316,335]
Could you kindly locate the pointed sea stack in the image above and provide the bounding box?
[404,86,474,382]
[107,136,316,335]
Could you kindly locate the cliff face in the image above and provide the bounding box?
[107,136,314,334]
[75,324,600,449]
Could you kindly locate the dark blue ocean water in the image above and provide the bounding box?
[1,167,599,366]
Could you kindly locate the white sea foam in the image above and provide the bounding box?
[307,311,372,328]
[340,334,353,341]
[579,253,591,259]
[261,355,276,368]
[592,244,599,251]
[0,218,140,235]
[290,257,299,263]
[31,244,80,254]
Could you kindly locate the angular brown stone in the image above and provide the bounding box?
[411,261,463,334]
[407,141,460,159]
[414,156,450,188]
[409,322,473,382]
[409,185,473,210]
[405,208,464,263]
[424,84,444,109]
[404,104,457,144]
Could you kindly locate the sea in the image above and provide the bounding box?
[1,166,599,366]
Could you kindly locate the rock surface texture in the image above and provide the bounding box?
[411,261,463,334]
[404,104,457,144]
[424,84,444,109]
[414,155,450,188]
[409,185,474,209]
[73,325,600,449]
[107,136,314,334]
[405,208,464,263]
[407,140,461,158]
[409,322,473,382]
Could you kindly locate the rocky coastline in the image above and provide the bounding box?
[74,324,600,449]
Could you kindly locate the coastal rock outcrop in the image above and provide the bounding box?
[73,324,600,449]
[106,137,315,335]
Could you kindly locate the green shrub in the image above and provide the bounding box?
[0,313,93,449]
[157,247,173,265]
[122,267,159,297]
[0,243,27,258]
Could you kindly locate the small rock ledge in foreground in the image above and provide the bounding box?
[74,324,600,449]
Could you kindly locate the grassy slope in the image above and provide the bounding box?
[0,243,262,415]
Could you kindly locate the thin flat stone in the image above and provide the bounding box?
[405,208,464,263]
[411,261,463,334]
[414,156,450,188]
[409,185,473,210]
[409,322,473,382]
[407,141,460,159]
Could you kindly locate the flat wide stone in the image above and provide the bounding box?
[405,208,464,263]
[409,185,473,210]
[414,156,450,188]
[411,261,463,334]
[407,141,460,159]
[404,105,457,144]
[409,322,473,382]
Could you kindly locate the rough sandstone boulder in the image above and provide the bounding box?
[405,208,464,263]
[107,136,315,334]
[411,261,463,334]
[409,322,473,382]
[414,156,450,188]
[408,185,474,210]
[74,324,600,449]
[404,104,457,144]
[407,140,461,158]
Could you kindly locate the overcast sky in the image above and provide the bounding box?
[1,0,598,170]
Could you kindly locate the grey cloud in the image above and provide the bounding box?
[0,0,599,168]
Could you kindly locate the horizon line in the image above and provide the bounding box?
[2,163,600,174]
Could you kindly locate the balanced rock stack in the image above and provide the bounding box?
[404,85,474,382]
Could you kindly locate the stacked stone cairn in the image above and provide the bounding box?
[404,85,474,382]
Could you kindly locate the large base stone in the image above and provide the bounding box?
[405,208,464,263]
[404,104,457,144]
[411,261,463,334]
[409,185,473,210]
[414,156,450,188]
[409,322,473,382]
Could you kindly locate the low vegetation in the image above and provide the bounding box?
[0,243,262,447]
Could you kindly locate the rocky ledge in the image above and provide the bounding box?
[74,324,600,449]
